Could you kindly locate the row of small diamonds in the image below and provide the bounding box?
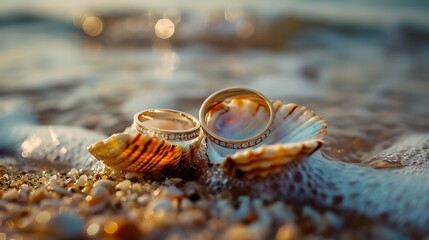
[134,124,200,141]
[205,127,273,149]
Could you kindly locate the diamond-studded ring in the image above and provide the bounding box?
[199,88,275,149]
[133,109,201,142]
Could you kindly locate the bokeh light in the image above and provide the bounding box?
[104,221,118,234]
[87,223,100,236]
[155,19,175,39]
[83,16,103,37]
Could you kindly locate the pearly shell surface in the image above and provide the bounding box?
[88,127,201,173]
[205,99,327,178]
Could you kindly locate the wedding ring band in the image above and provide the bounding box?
[199,88,275,149]
[133,109,201,141]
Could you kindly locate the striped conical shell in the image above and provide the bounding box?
[88,133,187,173]
[205,100,327,178]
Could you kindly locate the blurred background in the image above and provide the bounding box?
[1,0,429,164]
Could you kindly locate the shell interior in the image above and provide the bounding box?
[205,99,327,178]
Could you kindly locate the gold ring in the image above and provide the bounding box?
[133,109,201,142]
[199,88,275,149]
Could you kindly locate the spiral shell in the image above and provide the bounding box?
[206,99,327,178]
[88,132,193,173]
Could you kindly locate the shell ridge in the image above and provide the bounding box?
[111,136,154,169]
[88,130,193,173]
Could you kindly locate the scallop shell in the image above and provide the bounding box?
[206,99,327,178]
[88,131,197,173]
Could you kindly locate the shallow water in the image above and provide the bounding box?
[1,16,428,169]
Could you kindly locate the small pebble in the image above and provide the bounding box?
[65,178,75,188]
[82,182,93,194]
[93,180,116,192]
[131,183,143,193]
[116,180,132,191]
[125,172,140,180]
[137,195,151,206]
[68,168,79,177]
[115,190,126,199]
[40,199,61,209]
[215,199,234,218]
[74,175,87,188]
[147,199,173,213]
[48,176,59,188]
[266,202,295,222]
[18,184,30,202]
[80,174,88,181]
[87,186,110,213]
[50,186,71,196]
[3,189,19,201]
[232,196,251,221]
[29,188,48,203]
[160,186,184,199]
[165,178,182,185]
[48,213,85,239]
[126,193,138,202]
[21,175,29,183]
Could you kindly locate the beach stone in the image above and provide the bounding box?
[82,182,93,194]
[93,180,116,192]
[87,186,110,213]
[147,199,173,213]
[50,186,71,196]
[131,183,143,193]
[48,213,85,239]
[125,172,140,180]
[215,199,234,218]
[159,185,184,199]
[18,185,30,202]
[137,194,151,206]
[3,189,19,201]
[266,202,295,222]
[29,188,48,203]
[116,180,132,191]
[231,196,252,221]
[74,177,86,188]
[68,168,79,177]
